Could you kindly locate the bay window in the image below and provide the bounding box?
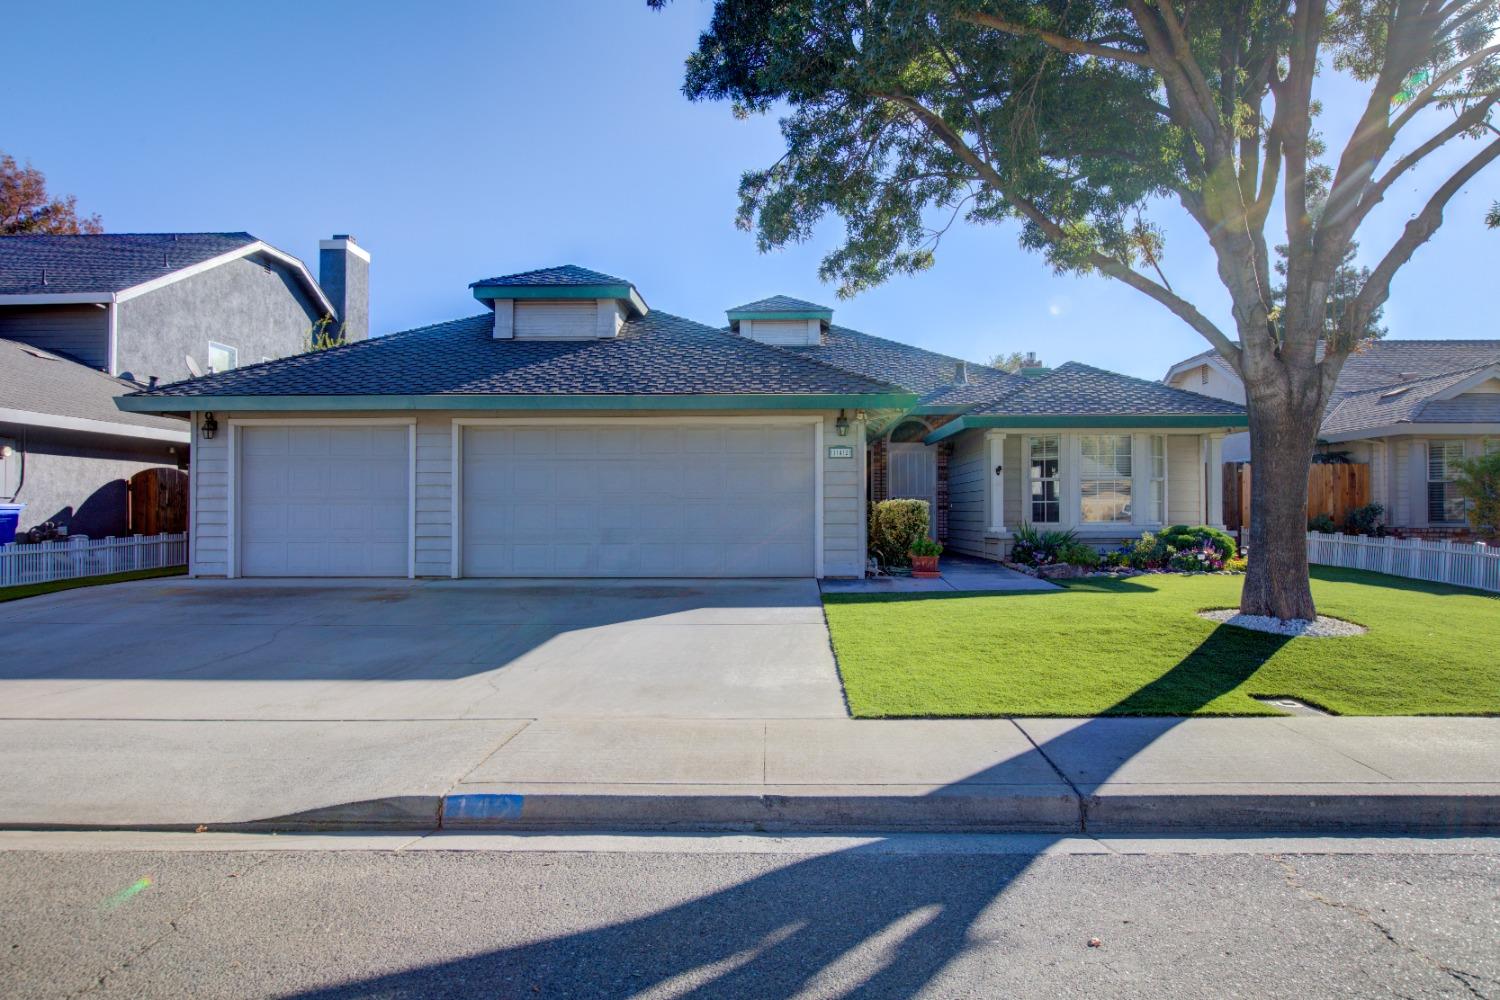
[1080,434,1132,523]
[1028,435,1061,523]
[1149,435,1167,523]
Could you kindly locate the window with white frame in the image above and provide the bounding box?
[1427,439,1466,524]
[1028,435,1061,523]
[1149,435,1167,523]
[1486,438,1499,456]
[207,342,238,373]
[1080,434,1132,523]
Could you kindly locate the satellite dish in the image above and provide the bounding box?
[185,355,203,377]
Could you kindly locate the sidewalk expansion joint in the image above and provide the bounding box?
[1007,718,1087,833]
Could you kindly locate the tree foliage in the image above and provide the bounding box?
[0,151,102,235]
[988,349,1044,371]
[1455,451,1500,539]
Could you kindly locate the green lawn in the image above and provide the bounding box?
[823,567,1500,717]
[0,566,186,603]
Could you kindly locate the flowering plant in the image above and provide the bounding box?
[1168,543,1225,572]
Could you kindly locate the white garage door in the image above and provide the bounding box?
[238,424,410,577]
[461,422,817,577]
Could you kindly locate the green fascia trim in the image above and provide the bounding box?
[116,392,919,414]
[911,403,972,415]
[471,284,650,316]
[726,310,833,322]
[924,412,1249,443]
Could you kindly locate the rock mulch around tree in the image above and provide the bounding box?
[1197,608,1368,638]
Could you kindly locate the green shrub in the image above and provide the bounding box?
[1124,531,1170,569]
[909,536,943,557]
[1011,523,1077,567]
[869,499,930,568]
[1344,503,1385,536]
[1455,452,1500,539]
[1308,513,1337,534]
[1057,541,1101,568]
[1168,543,1226,572]
[1159,524,1237,560]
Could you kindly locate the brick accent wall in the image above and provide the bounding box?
[868,415,959,539]
[869,437,889,503]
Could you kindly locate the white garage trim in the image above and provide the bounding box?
[227,417,417,579]
[450,416,826,578]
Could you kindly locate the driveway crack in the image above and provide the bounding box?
[1273,855,1492,999]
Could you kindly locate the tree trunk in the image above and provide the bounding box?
[1239,372,1325,621]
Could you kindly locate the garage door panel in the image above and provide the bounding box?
[239,425,409,578]
[461,422,816,578]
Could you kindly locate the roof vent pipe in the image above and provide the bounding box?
[954,360,968,385]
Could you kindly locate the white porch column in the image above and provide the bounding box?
[1206,433,1226,528]
[986,430,1007,533]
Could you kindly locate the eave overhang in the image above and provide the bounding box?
[470,282,650,317]
[117,391,919,415]
[924,412,1250,444]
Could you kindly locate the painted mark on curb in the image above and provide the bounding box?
[442,794,525,825]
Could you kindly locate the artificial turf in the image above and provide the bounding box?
[822,567,1500,717]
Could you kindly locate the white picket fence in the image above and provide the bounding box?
[0,532,188,588]
[1307,531,1500,593]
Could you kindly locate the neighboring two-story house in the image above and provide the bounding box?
[0,232,368,538]
[1165,340,1500,534]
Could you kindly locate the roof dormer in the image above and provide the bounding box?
[470,265,648,340]
[727,295,833,347]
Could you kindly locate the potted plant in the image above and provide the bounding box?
[909,536,943,578]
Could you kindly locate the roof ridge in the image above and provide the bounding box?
[825,323,1012,377]
[661,312,910,394]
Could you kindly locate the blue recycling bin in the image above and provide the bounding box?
[0,504,23,545]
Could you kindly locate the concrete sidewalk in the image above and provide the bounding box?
[2,715,1497,835]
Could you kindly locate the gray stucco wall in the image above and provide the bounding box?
[318,245,369,342]
[0,424,182,538]
[0,304,110,369]
[115,255,323,384]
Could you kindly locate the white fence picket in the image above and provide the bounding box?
[1306,531,1498,594]
[0,533,188,588]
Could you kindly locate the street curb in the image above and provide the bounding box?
[7,790,1498,836]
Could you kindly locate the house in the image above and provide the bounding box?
[1165,341,1500,534]
[117,265,1246,579]
[0,232,368,537]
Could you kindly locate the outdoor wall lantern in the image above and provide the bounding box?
[201,412,218,440]
[835,410,850,436]
[995,464,1004,476]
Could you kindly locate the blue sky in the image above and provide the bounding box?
[5,1,1495,379]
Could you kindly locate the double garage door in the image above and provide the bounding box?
[235,421,817,578]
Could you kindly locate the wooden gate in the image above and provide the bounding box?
[129,468,189,536]
[1229,463,1369,532]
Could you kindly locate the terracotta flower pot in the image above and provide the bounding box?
[910,553,941,578]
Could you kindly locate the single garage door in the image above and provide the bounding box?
[461,422,816,577]
[238,424,410,577]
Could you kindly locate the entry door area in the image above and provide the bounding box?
[237,424,411,577]
[887,442,938,538]
[459,422,818,578]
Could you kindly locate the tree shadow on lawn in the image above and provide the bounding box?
[283,630,1293,999]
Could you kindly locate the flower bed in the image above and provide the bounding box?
[1006,524,1242,579]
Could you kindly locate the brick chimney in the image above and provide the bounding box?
[318,235,370,343]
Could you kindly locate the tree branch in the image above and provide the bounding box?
[1388,44,1500,136]
[1348,137,1500,332]
[953,11,1153,65]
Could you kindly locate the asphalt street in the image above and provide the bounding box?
[2,833,1497,998]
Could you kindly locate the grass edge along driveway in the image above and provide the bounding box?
[823,567,1500,717]
[0,566,185,603]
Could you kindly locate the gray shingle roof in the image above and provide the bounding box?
[1174,340,1500,396]
[0,339,186,433]
[468,265,629,289]
[779,325,1023,407]
[727,295,833,314]
[131,310,908,399]
[1321,364,1500,435]
[971,361,1247,416]
[0,233,258,295]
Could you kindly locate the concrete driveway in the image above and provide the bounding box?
[0,577,847,721]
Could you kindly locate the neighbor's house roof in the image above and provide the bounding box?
[927,362,1247,441]
[0,232,334,315]
[1320,363,1500,441]
[118,309,916,413]
[0,339,187,442]
[776,325,1023,410]
[1165,340,1500,394]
